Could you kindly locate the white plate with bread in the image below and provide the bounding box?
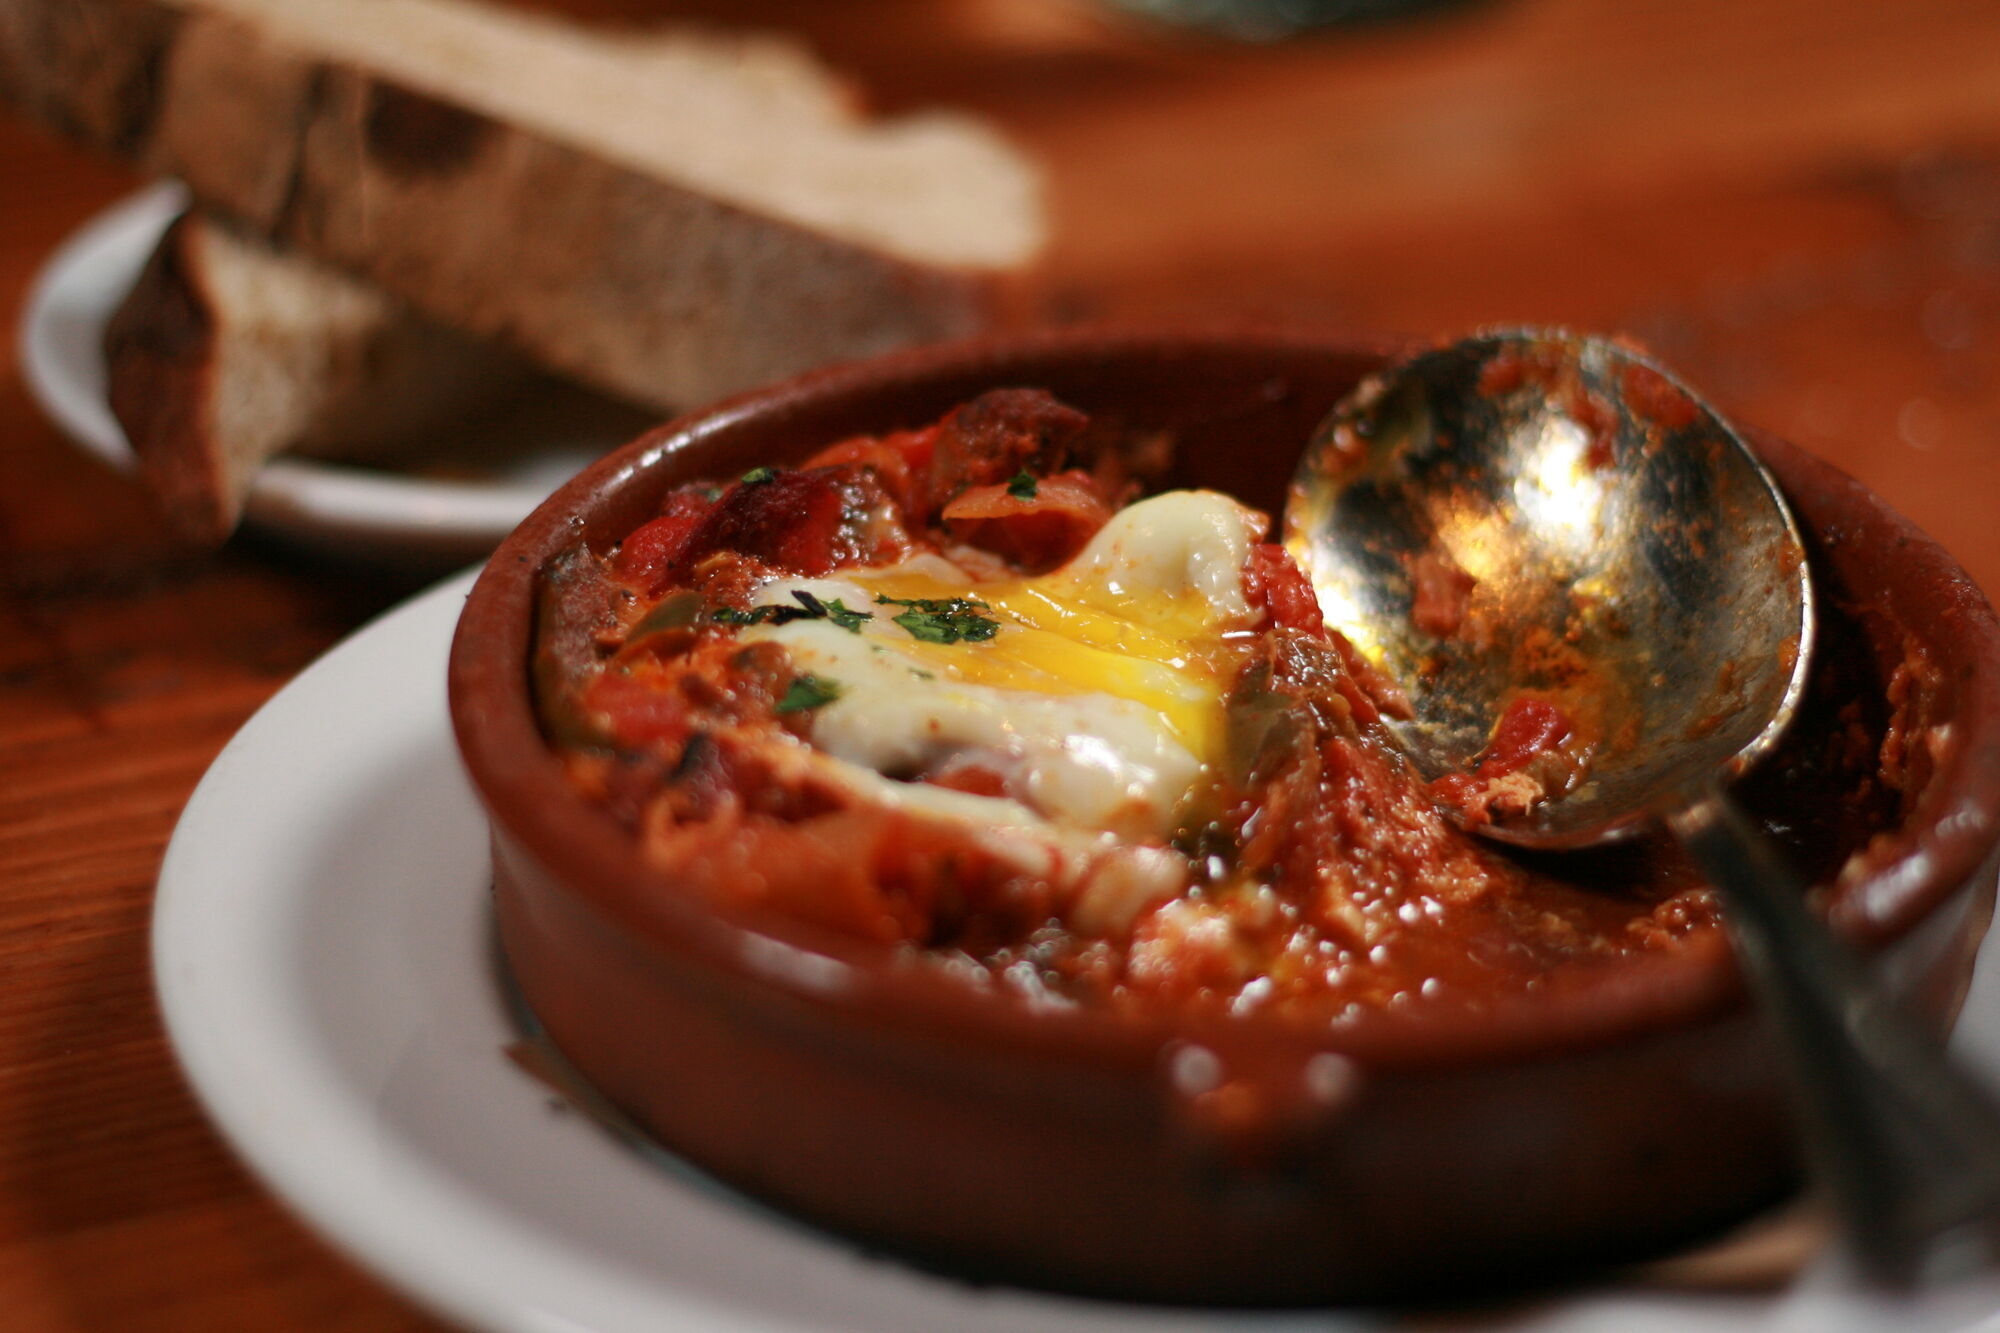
[11,0,1045,568]
[19,181,648,565]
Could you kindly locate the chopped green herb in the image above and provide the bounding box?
[740,466,777,486]
[875,594,1000,644]
[1006,470,1039,501]
[794,590,872,632]
[710,589,874,632]
[776,674,842,713]
[827,599,872,632]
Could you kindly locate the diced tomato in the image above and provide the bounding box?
[1242,543,1326,637]
[941,470,1111,570]
[613,485,720,592]
[803,424,938,516]
[585,671,701,751]
[681,470,844,575]
[672,464,907,577]
[1429,697,1577,826]
[584,637,791,753]
[1481,697,1573,777]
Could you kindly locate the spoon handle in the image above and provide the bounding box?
[1670,792,2000,1284]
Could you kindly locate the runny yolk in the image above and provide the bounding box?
[850,563,1248,768]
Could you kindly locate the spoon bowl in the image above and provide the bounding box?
[1284,329,1814,847]
[1285,327,2000,1283]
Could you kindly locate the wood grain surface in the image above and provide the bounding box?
[3,0,1999,1327]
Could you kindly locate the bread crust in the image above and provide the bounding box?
[102,209,233,540]
[104,208,563,542]
[2,0,1040,413]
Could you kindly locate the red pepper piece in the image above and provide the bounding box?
[614,485,721,592]
[1242,543,1327,637]
[941,470,1112,571]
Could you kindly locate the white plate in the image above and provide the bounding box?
[152,573,2000,1333]
[17,183,622,566]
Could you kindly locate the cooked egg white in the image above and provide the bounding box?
[741,490,1264,838]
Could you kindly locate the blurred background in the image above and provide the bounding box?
[12,0,2000,583]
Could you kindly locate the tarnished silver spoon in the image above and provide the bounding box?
[1283,328,2000,1283]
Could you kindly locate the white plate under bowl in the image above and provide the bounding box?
[17,183,617,566]
[150,577,2000,1332]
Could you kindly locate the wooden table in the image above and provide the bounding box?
[4,0,1998,1326]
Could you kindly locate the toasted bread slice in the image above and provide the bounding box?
[104,207,551,541]
[2,0,1045,412]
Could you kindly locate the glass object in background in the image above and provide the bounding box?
[1099,0,1482,40]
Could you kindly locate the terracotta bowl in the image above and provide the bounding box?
[448,327,2000,1305]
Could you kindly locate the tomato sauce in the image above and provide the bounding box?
[536,391,1902,1022]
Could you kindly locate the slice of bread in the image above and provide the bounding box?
[1,0,1045,411]
[104,207,570,541]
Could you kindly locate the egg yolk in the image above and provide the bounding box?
[850,564,1245,767]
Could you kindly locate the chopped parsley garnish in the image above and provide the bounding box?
[710,590,872,632]
[775,674,842,713]
[740,465,777,486]
[875,594,1000,644]
[1006,470,1038,500]
[802,592,872,632]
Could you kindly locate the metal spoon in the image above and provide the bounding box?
[1282,327,2000,1283]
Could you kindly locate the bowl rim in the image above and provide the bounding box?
[448,322,2000,1081]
